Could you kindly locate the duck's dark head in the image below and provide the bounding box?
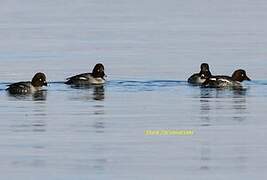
[232,69,251,82]
[92,63,106,79]
[31,72,47,87]
[200,63,210,71]
[199,63,212,78]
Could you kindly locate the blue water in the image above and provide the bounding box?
[1,0,267,179]
[1,80,267,179]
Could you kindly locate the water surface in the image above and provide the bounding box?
[0,0,267,179]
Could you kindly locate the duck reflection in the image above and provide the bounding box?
[198,87,248,125]
[93,85,105,101]
[199,88,213,126]
[199,142,211,171]
[7,90,47,101]
[10,96,47,133]
[32,90,47,101]
[199,86,247,98]
[69,84,105,101]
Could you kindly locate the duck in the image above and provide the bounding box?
[6,72,47,94]
[65,63,106,85]
[202,69,251,88]
[188,63,212,85]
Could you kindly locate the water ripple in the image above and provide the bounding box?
[0,80,267,93]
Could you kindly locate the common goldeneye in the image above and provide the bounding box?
[65,63,106,85]
[6,72,47,94]
[203,69,251,88]
[188,63,212,85]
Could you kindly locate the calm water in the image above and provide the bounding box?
[1,0,267,179]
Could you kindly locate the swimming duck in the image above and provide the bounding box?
[6,72,47,94]
[203,69,251,88]
[188,63,212,85]
[65,63,106,85]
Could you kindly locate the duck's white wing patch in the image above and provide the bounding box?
[217,78,231,83]
[67,73,90,80]
[18,84,28,88]
[209,77,217,81]
[78,76,88,80]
